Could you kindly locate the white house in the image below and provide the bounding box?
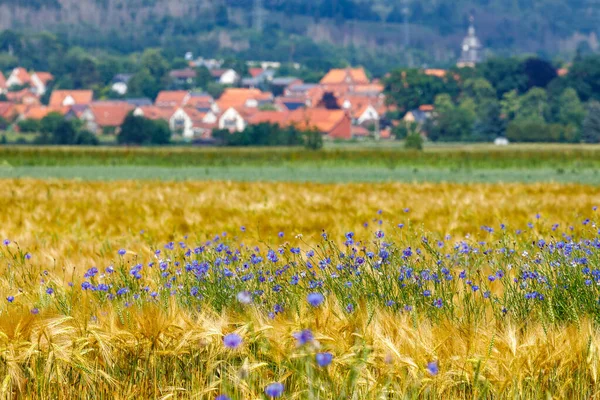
[6,67,30,88]
[356,104,380,125]
[30,72,54,96]
[218,107,246,132]
[211,69,240,85]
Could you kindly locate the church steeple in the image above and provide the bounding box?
[457,15,483,68]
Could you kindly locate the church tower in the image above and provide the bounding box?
[457,16,483,68]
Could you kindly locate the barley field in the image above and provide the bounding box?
[1,179,600,399]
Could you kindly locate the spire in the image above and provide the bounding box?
[457,14,483,68]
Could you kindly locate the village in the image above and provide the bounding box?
[0,62,410,142]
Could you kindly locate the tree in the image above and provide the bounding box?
[461,78,496,104]
[127,68,161,100]
[303,128,323,150]
[427,94,475,142]
[500,90,520,122]
[195,66,213,89]
[118,114,171,145]
[17,119,41,133]
[555,88,586,128]
[118,114,151,144]
[384,69,448,112]
[516,88,548,123]
[405,132,424,150]
[472,100,505,141]
[565,55,600,102]
[522,57,557,89]
[582,101,600,143]
[479,57,528,98]
[52,120,78,144]
[40,112,65,135]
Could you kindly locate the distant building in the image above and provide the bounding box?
[30,72,54,96]
[0,72,6,94]
[457,17,483,68]
[49,90,94,107]
[111,74,133,96]
[210,69,240,85]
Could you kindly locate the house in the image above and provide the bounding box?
[80,101,135,134]
[30,72,54,95]
[187,92,217,113]
[284,83,318,97]
[0,72,7,94]
[111,74,133,95]
[19,105,69,121]
[403,105,434,125]
[288,108,352,139]
[270,77,302,96]
[210,69,240,85]
[154,90,190,107]
[276,97,307,111]
[134,105,210,139]
[124,98,153,107]
[6,67,31,88]
[6,89,40,105]
[218,107,248,132]
[340,95,384,125]
[49,90,94,107]
[247,110,290,126]
[216,88,272,111]
[241,68,276,88]
[320,68,369,87]
[0,102,17,121]
[169,68,197,86]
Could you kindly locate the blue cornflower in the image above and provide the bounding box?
[25,253,31,260]
[316,352,333,367]
[264,382,284,398]
[427,361,439,376]
[375,230,385,239]
[2,239,9,246]
[46,287,54,295]
[307,292,324,307]
[116,287,129,296]
[346,303,354,313]
[118,249,126,256]
[223,333,242,349]
[278,232,284,238]
[216,395,231,400]
[433,298,443,308]
[81,282,92,290]
[31,308,39,315]
[84,267,98,278]
[423,290,431,297]
[293,329,314,346]
[7,296,14,303]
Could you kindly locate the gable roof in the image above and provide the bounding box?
[9,67,31,85]
[169,68,197,79]
[216,88,271,110]
[320,68,369,85]
[424,69,447,78]
[49,90,94,107]
[0,102,15,119]
[247,110,290,126]
[88,101,135,127]
[288,108,348,133]
[6,88,40,105]
[21,105,69,120]
[0,72,6,89]
[32,72,54,84]
[136,105,177,121]
[155,91,190,107]
[248,68,264,78]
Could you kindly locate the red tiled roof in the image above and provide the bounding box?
[419,104,434,112]
[557,68,569,77]
[21,105,69,120]
[248,68,264,78]
[49,90,93,107]
[216,88,271,110]
[0,102,15,119]
[6,89,40,105]
[247,110,290,125]
[288,108,350,135]
[155,91,190,107]
[136,106,177,121]
[89,101,134,127]
[10,68,31,85]
[33,72,54,84]
[0,72,6,89]
[320,68,369,85]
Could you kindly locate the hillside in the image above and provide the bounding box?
[0,0,598,71]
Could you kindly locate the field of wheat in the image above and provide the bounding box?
[1,179,600,399]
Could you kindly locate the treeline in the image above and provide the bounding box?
[385,55,600,143]
[212,123,323,149]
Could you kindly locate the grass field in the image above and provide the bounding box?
[0,144,600,183]
[1,179,600,398]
